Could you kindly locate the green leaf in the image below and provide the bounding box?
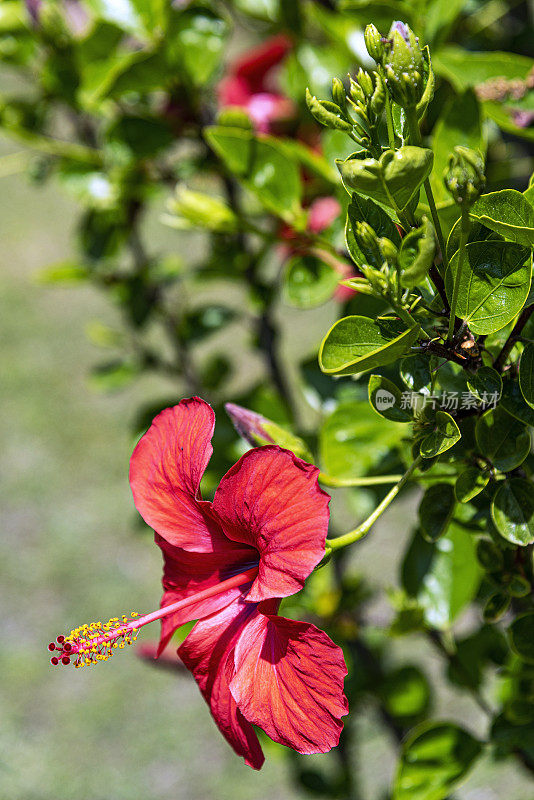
[319,315,420,375]
[165,7,229,86]
[500,378,534,426]
[445,241,531,335]
[35,262,89,285]
[509,614,534,663]
[419,483,455,542]
[180,305,236,342]
[466,366,502,404]
[402,525,482,629]
[476,407,530,472]
[492,479,534,546]
[455,467,490,503]
[89,359,139,392]
[430,89,484,206]
[400,354,432,392]
[282,254,339,308]
[483,592,510,623]
[337,146,433,211]
[399,216,436,289]
[424,0,467,46]
[368,374,412,422]
[320,400,405,481]
[381,666,431,722]
[419,411,461,458]
[346,194,401,270]
[205,127,302,223]
[393,722,482,800]
[519,342,534,409]
[433,46,534,90]
[470,190,534,247]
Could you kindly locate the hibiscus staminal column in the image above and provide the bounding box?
[48,566,258,668]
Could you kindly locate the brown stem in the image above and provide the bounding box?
[494,305,534,372]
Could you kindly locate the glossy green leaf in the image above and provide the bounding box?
[393,722,482,800]
[445,241,531,334]
[368,374,412,422]
[400,354,432,392]
[205,127,302,222]
[346,194,400,269]
[402,524,481,629]
[419,483,455,542]
[320,400,405,480]
[282,254,339,308]
[500,378,534,425]
[446,218,502,261]
[430,89,484,206]
[492,479,534,546]
[519,342,534,409]
[337,146,433,211]
[470,190,534,247]
[455,467,490,503]
[420,411,461,458]
[467,366,502,404]
[319,315,420,375]
[433,46,534,90]
[509,614,534,663]
[399,216,436,289]
[476,408,530,472]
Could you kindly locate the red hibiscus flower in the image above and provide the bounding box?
[49,397,348,770]
[218,34,295,133]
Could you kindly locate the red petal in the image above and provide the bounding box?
[129,398,223,551]
[212,447,330,601]
[230,611,348,754]
[156,534,258,654]
[232,34,292,88]
[179,602,265,770]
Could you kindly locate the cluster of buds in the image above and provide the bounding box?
[364,21,432,111]
[306,69,385,152]
[353,221,400,296]
[444,146,486,208]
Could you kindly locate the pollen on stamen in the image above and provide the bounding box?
[48,613,140,669]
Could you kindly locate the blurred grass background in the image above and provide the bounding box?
[1,130,534,799]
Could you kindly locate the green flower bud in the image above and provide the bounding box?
[332,77,347,110]
[370,72,386,116]
[306,88,352,132]
[355,221,382,263]
[378,237,398,262]
[349,77,366,105]
[443,146,486,208]
[364,23,385,63]
[357,68,374,98]
[383,21,426,108]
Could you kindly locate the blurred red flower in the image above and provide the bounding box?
[129,398,348,769]
[218,34,295,133]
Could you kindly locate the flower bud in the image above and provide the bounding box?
[443,146,486,208]
[378,237,398,262]
[332,77,347,110]
[364,23,384,62]
[357,68,374,98]
[370,73,386,116]
[383,21,426,108]
[349,77,366,106]
[355,222,382,263]
[306,88,353,131]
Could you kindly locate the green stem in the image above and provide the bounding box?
[320,473,403,488]
[447,208,470,342]
[404,108,449,275]
[380,68,396,151]
[1,125,102,165]
[326,457,421,552]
